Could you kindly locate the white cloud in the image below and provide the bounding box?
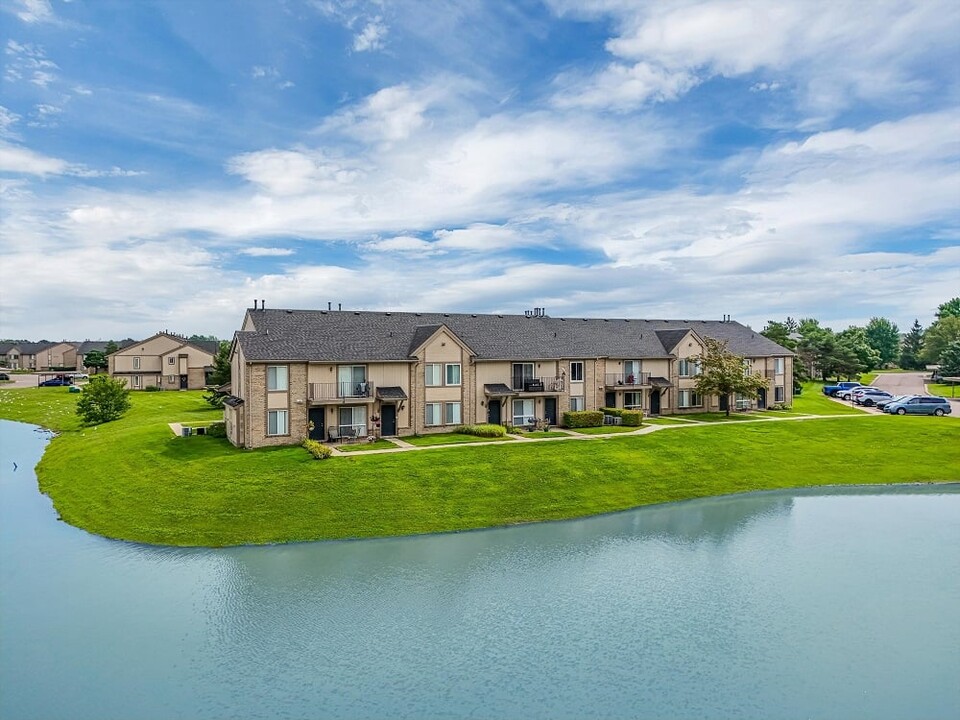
[5,40,59,87]
[0,106,21,138]
[353,17,388,52]
[364,235,434,254]
[12,0,54,24]
[0,142,68,175]
[238,247,296,257]
[226,148,363,196]
[553,61,699,111]
[73,85,93,96]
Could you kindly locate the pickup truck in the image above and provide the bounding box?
[822,381,862,397]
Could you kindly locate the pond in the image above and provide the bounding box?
[1,419,958,719]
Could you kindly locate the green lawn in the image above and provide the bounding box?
[337,439,399,452]
[403,432,513,446]
[783,384,866,415]
[926,383,959,397]
[571,425,641,434]
[673,412,756,422]
[643,417,692,425]
[2,387,958,547]
[512,430,575,438]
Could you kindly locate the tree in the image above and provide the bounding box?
[864,317,900,367]
[693,338,769,416]
[76,376,131,425]
[761,320,797,350]
[935,297,960,320]
[939,340,960,377]
[104,340,119,355]
[922,316,960,365]
[836,327,881,376]
[84,350,108,374]
[209,341,231,386]
[899,320,925,370]
[188,334,219,343]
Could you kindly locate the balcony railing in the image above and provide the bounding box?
[308,381,376,401]
[511,376,565,393]
[604,372,650,387]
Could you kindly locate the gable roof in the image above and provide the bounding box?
[654,329,693,353]
[234,308,794,363]
[109,333,218,358]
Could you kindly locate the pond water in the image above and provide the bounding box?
[1,419,958,719]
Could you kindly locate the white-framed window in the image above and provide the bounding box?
[625,392,642,409]
[678,359,700,377]
[267,365,288,391]
[425,402,442,426]
[133,356,141,370]
[570,361,584,382]
[133,375,141,389]
[512,363,535,390]
[774,357,785,374]
[168,356,175,365]
[338,406,366,437]
[445,402,461,424]
[775,385,785,402]
[337,365,367,397]
[167,375,176,383]
[735,392,751,410]
[742,360,753,377]
[267,410,288,436]
[624,360,642,383]
[678,390,701,408]
[445,363,461,386]
[570,396,585,411]
[425,363,442,387]
[512,398,535,426]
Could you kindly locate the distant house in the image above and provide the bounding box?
[0,342,56,370]
[223,306,794,449]
[76,339,136,371]
[108,333,218,390]
[37,342,79,371]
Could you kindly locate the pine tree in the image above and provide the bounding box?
[899,320,924,370]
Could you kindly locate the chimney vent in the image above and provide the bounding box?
[261,299,265,310]
[253,300,258,309]
[338,303,342,311]
[328,302,332,311]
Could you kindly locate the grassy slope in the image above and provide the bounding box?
[1,387,958,546]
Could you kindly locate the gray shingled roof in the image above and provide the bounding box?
[654,329,690,352]
[484,383,514,396]
[376,386,408,400]
[235,309,793,363]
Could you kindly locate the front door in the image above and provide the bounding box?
[179,374,188,389]
[650,391,661,415]
[604,391,616,409]
[487,400,502,425]
[719,394,729,412]
[757,388,767,409]
[381,404,397,436]
[544,398,557,426]
[308,408,325,441]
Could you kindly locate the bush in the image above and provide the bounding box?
[76,375,131,425]
[621,409,643,426]
[144,385,160,392]
[206,422,226,438]
[456,424,507,438]
[600,407,623,417]
[302,439,332,460]
[562,410,603,428]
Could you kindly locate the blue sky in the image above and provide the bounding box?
[1,0,958,341]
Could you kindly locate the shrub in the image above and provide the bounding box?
[562,410,603,428]
[144,385,160,392]
[302,439,332,460]
[206,422,226,438]
[76,375,131,425]
[456,424,507,438]
[600,407,623,417]
[621,409,643,426]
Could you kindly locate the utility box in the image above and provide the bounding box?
[181,427,192,437]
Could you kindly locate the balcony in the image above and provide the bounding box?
[511,376,565,393]
[308,381,376,403]
[604,372,650,387]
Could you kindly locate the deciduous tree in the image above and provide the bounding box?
[935,297,960,320]
[76,375,131,425]
[83,350,108,374]
[939,340,960,377]
[864,317,900,367]
[693,338,769,416]
[922,316,960,365]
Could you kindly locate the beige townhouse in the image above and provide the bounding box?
[0,342,55,370]
[224,306,794,449]
[37,342,79,371]
[108,332,218,390]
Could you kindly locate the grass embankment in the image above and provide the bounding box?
[1,387,958,547]
[404,432,513,447]
[927,383,959,397]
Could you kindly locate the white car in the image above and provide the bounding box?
[841,386,880,400]
[70,373,89,380]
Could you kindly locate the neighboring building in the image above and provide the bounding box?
[0,342,56,370]
[76,339,137,371]
[224,307,794,449]
[108,333,218,390]
[37,342,79,371]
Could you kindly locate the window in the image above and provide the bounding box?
[267,410,288,436]
[512,363,535,390]
[337,365,367,397]
[133,375,141,389]
[339,406,366,436]
[570,396,585,411]
[624,360,642,383]
[678,359,700,377]
[425,402,442,426]
[774,357,785,374]
[267,366,288,391]
[512,398,535,426]
[133,356,141,370]
[570,361,584,382]
[775,386,785,402]
[425,363,442,387]
[445,363,461,386]
[445,402,461,424]
[168,375,176,383]
[678,390,701,408]
[742,360,753,377]
[168,356,175,365]
[625,392,642,409]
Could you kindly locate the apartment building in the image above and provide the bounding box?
[224,307,794,449]
[108,332,218,390]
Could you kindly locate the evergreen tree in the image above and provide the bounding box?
[939,340,960,377]
[935,297,960,320]
[864,317,900,366]
[899,320,924,370]
[761,320,797,349]
[104,340,119,355]
[210,341,231,386]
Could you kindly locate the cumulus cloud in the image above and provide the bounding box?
[238,247,296,257]
[11,0,54,24]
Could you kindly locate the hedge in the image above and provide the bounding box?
[302,439,333,459]
[207,421,227,438]
[620,409,643,426]
[600,407,622,417]
[562,410,604,428]
[456,424,508,438]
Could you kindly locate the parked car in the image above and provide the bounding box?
[854,390,894,407]
[38,377,72,387]
[70,373,89,380]
[875,395,908,411]
[823,381,862,397]
[840,385,880,400]
[883,395,952,416]
[0,372,10,381]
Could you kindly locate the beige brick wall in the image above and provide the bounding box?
[243,362,309,448]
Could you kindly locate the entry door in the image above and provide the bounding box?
[650,391,661,415]
[179,374,188,389]
[381,405,397,436]
[719,395,729,412]
[757,388,767,409]
[604,391,616,408]
[487,400,502,425]
[308,408,325,440]
[544,398,557,425]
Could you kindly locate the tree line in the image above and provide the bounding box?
[760,297,960,381]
